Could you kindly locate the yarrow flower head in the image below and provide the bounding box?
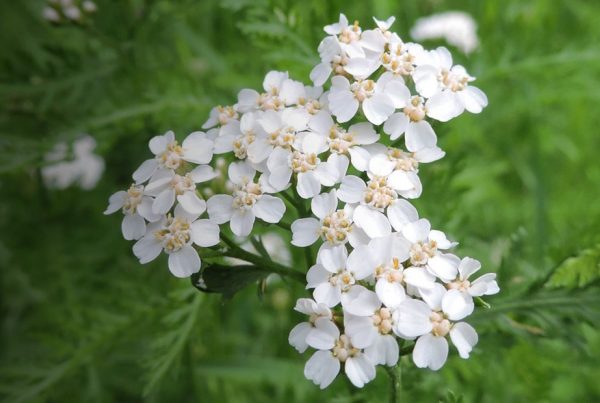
[106,12,497,393]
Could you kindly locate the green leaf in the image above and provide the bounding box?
[547,245,600,288]
[190,264,269,299]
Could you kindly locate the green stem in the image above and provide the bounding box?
[384,363,402,403]
[219,234,305,283]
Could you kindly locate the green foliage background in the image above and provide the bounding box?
[1,0,600,401]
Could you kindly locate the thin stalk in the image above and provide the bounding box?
[384,363,402,403]
[219,234,305,283]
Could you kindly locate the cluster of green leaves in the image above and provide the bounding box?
[1,0,600,402]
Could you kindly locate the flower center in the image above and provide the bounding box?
[170,173,196,196]
[154,216,192,252]
[258,93,284,111]
[387,148,419,172]
[409,240,438,266]
[232,180,262,209]
[375,257,404,283]
[159,141,184,170]
[328,125,355,154]
[217,105,238,125]
[382,45,416,76]
[290,151,318,173]
[332,334,359,362]
[338,21,361,44]
[320,210,353,244]
[332,54,349,75]
[430,311,451,337]
[329,269,356,291]
[403,96,427,122]
[363,177,396,209]
[268,127,296,149]
[298,97,322,115]
[440,68,471,92]
[351,80,375,102]
[372,308,393,334]
[123,184,144,214]
[233,131,256,159]
[447,279,471,292]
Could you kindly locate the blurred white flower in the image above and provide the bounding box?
[42,135,104,190]
[410,11,479,55]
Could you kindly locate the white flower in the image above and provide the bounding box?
[306,246,380,315]
[42,135,105,190]
[413,47,488,121]
[247,109,309,163]
[202,105,239,129]
[132,205,220,278]
[328,75,397,125]
[266,134,345,199]
[401,218,459,281]
[144,165,215,215]
[411,12,479,55]
[214,112,265,161]
[445,257,500,298]
[306,110,378,171]
[82,1,97,13]
[236,71,289,113]
[104,184,161,240]
[132,131,214,184]
[380,36,425,78]
[42,7,61,22]
[206,161,286,237]
[291,190,360,248]
[304,319,376,389]
[394,285,477,370]
[289,298,332,353]
[344,309,399,367]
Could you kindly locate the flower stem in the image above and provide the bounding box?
[384,363,402,403]
[219,234,305,283]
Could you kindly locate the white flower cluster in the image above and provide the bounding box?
[42,0,97,24]
[42,135,104,190]
[106,13,497,390]
[411,11,479,55]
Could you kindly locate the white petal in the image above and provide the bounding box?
[403,267,436,290]
[182,133,214,164]
[362,93,394,125]
[230,209,255,237]
[314,283,342,307]
[442,289,474,321]
[289,322,312,353]
[337,176,366,203]
[228,161,256,185]
[132,235,162,264]
[394,298,432,337]
[306,264,331,288]
[132,159,158,184]
[365,334,399,366]
[349,122,379,145]
[177,192,206,215]
[346,245,376,280]
[426,91,464,122]
[387,200,419,231]
[462,86,488,114]
[405,121,437,152]
[376,278,406,309]
[318,244,347,273]
[348,146,372,172]
[449,322,478,359]
[121,214,146,241]
[310,63,333,87]
[168,246,201,278]
[428,253,460,281]
[297,171,321,199]
[253,195,285,223]
[104,191,126,214]
[353,205,391,239]
[387,170,417,192]
[149,132,170,155]
[189,165,217,183]
[311,190,337,219]
[368,153,396,177]
[413,65,440,98]
[383,112,409,141]
[291,218,321,247]
[344,314,377,349]
[402,218,430,243]
[294,298,319,315]
[341,286,381,316]
[470,273,500,296]
[328,90,359,123]
[206,195,234,224]
[384,80,410,108]
[304,350,340,390]
[345,355,376,388]
[306,317,340,350]
[429,230,457,250]
[345,57,379,80]
[412,334,448,370]
[458,257,481,280]
[191,219,220,247]
[152,189,176,215]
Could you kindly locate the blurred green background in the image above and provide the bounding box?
[1,0,600,402]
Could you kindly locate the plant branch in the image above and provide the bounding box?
[384,363,402,403]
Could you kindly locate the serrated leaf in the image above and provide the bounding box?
[190,264,268,299]
[547,245,600,288]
